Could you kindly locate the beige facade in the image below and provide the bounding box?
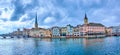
[73,27,80,37]
[23,28,30,36]
[44,29,52,37]
[105,28,112,36]
[23,28,52,38]
[29,28,45,38]
[60,27,67,36]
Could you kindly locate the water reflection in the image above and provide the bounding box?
[0,37,120,55]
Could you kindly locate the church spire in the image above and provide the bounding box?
[84,13,88,25]
[35,12,38,28]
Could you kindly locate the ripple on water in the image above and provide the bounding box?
[0,37,120,55]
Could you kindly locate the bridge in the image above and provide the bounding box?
[0,34,30,39]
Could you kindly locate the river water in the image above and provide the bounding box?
[0,36,120,55]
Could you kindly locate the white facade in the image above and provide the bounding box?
[51,27,60,37]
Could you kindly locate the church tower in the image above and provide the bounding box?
[84,13,88,25]
[35,13,38,28]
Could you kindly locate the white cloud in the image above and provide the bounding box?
[102,16,117,22]
[0,0,12,5]
[89,5,120,26]
[0,0,120,34]
[19,14,28,22]
[44,17,56,24]
[0,19,34,34]
[20,0,32,5]
[40,25,50,28]
[0,6,14,20]
[37,7,48,15]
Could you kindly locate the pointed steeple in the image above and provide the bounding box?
[35,12,38,28]
[84,13,88,25]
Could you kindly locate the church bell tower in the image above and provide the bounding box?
[35,13,38,28]
[84,13,88,25]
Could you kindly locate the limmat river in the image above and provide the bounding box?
[0,36,120,55]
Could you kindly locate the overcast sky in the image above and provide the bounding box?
[0,0,120,34]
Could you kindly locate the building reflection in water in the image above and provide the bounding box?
[33,38,54,55]
[83,38,104,55]
[83,38,104,47]
[40,38,52,42]
[33,38,40,55]
[0,37,120,55]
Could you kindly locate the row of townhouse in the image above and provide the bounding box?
[50,14,113,38]
[11,13,113,38]
[14,23,113,38]
[51,23,109,38]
